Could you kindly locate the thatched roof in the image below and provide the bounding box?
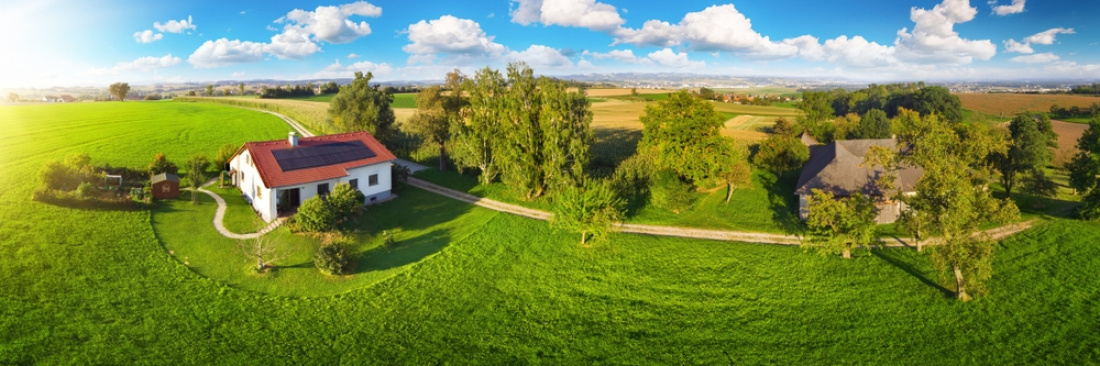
[795,139,922,197]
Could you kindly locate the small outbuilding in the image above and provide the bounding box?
[151,173,180,199]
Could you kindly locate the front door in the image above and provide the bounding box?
[279,188,301,213]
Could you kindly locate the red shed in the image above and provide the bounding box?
[151,173,180,199]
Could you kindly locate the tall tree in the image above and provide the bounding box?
[797,91,835,140]
[409,70,466,171]
[1067,117,1100,219]
[639,90,725,185]
[550,179,624,246]
[992,113,1056,197]
[205,84,214,97]
[328,72,396,142]
[536,75,592,193]
[914,86,963,123]
[147,153,178,175]
[854,109,891,139]
[185,154,209,205]
[804,189,878,259]
[109,82,130,101]
[238,82,245,96]
[452,67,506,184]
[699,137,753,203]
[882,111,1019,301]
[754,135,810,177]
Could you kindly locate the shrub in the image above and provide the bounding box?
[392,164,411,185]
[75,182,95,199]
[611,153,653,200]
[1079,188,1100,221]
[294,196,337,232]
[382,230,396,248]
[649,169,696,213]
[314,244,352,275]
[328,183,365,222]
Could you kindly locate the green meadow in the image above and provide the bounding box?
[1,101,1098,364]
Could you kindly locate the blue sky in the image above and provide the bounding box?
[2,0,1098,88]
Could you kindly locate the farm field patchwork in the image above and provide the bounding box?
[1,102,1098,364]
[958,93,1100,117]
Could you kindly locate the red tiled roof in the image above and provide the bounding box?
[237,131,396,188]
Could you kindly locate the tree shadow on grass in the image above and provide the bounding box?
[590,128,642,177]
[355,230,451,273]
[761,172,805,235]
[871,249,954,298]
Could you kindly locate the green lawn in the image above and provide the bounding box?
[2,102,1099,364]
[392,93,417,108]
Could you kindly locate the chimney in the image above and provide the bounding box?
[289,132,298,147]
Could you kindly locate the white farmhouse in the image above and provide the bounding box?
[228,131,396,222]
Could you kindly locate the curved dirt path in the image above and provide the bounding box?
[220,101,1037,246]
[196,179,284,240]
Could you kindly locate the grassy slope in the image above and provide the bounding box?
[2,102,1099,364]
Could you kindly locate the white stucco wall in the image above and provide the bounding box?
[230,150,276,222]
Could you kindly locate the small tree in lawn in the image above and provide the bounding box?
[148,153,179,175]
[295,195,337,232]
[238,235,289,273]
[804,189,878,259]
[551,180,624,246]
[185,154,209,204]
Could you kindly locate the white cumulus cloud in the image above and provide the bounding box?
[404,15,507,58]
[133,30,163,44]
[312,59,393,78]
[188,39,266,68]
[613,4,798,59]
[154,16,197,33]
[645,48,704,69]
[1003,39,1034,53]
[586,49,640,63]
[510,0,624,31]
[277,1,381,44]
[1024,27,1074,45]
[507,45,574,69]
[894,0,996,64]
[1010,52,1059,64]
[264,28,320,59]
[989,0,1025,15]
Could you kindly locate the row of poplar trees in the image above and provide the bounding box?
[407,62,592,201]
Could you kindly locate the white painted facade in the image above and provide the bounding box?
[229,149,393,222]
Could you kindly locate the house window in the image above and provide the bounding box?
[256,186,262,199]
[318,183,330,197]
[162,185,170,193]
[368,174,379,186]
[349,179,358,190]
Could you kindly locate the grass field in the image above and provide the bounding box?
[2,101,1099,364]
[958,93,1100,116]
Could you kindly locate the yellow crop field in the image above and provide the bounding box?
[586,88,680,97]
[958,93,1100,116]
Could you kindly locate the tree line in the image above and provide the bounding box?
[796,83,962,143]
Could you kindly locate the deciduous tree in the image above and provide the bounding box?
[7,92,17,103]
[639,90,727,186]
[238,235,290,272]
[328,72,396,143]
[184,154,209,204]
[854,109,891,139]
[147,153,178,175]
[109,82,130,101]
[753,135,809,177]
[992,113,1056,197]
[881,112,1019,301]
[205,84,214,97]
[452,67,505,184]
[804,189,878,259]
[1067,117,1100,219]
[551,179,624,246]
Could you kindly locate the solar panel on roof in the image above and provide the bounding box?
[271,140,376,171]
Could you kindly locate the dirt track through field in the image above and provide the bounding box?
[214,103,1037,246]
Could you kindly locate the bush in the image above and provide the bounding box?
[611,153,654,200]
[382,230,396,248]
[1079,188,1100,221]
[650,169,696,213]
[314,244,352,275]
[294,196,337,232]
[328,183,365,222]
[75,182,95,199]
